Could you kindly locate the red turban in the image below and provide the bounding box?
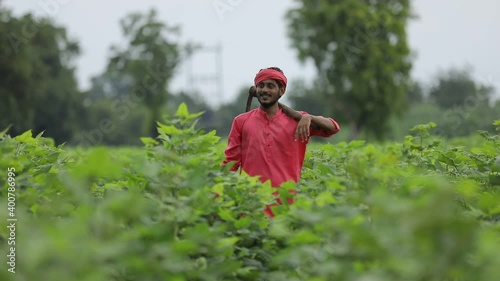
[254,68,287,87]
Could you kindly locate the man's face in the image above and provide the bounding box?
[256,79,285,108]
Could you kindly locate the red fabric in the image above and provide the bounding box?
[221,108,340,217]
[254,69,288,87]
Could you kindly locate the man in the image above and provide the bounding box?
[221,67,340,217]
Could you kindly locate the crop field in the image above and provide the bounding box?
[1,105,499,281]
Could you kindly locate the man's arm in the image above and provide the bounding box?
[278,102,303,121]
[279,102,339,142]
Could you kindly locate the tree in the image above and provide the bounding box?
[208,86,252,137]
[84,71,134,102]
[0,9,83,143]
[423,67,496,138]
[407,80,424,105]
[73,95,150,146]
[287,78,330,118]
[286,0,414,140]
[429,67,493,109]
[106,8,181,137]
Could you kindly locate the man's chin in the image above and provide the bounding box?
[258,100,277,109]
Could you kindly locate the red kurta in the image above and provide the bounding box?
[222,107,340,186]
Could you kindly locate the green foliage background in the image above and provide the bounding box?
[1,4,499,146]
[1,104,499,281]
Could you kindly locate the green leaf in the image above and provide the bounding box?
[234,216,251,229]
[173,240,197,254]
[434,159,445,171]
[218,208,235,221]
[157,122,180,135]
[347,140,366,149]
[140,137,159,147]
[492,156,500,172]
[212,183,224,196]
[14,130,36,144]
[73,147,122,178]
[0,125,11,138]
[316,191,337,206]
[175,102,189,118]
[216,237,239,249]
[289,230,320,245]
[258,218,269,229]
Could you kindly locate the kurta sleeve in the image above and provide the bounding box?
[310,117,340,137]
[221,116,244,171]
[298,111,340,138]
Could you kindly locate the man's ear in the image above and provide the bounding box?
[280,86,286,95]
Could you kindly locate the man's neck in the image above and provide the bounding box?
[260,104,280,119]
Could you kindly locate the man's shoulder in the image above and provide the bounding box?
[234,109,259,121]
[284,110,308,119]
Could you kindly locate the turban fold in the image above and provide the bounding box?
[254,69,287,87]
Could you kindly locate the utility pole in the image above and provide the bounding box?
[185,42,223,101]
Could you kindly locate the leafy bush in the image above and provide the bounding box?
[0,105,499,281]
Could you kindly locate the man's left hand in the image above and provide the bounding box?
[295,114,311,142]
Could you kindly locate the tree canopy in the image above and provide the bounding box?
[1,3,497,145]
[106,9,182,137]
[286,0,414,140]
[429,67,493,109]
[0,9,83,144]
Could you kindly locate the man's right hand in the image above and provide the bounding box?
[295,114,311,142]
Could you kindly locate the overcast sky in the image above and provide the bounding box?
[4,0,500,106]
